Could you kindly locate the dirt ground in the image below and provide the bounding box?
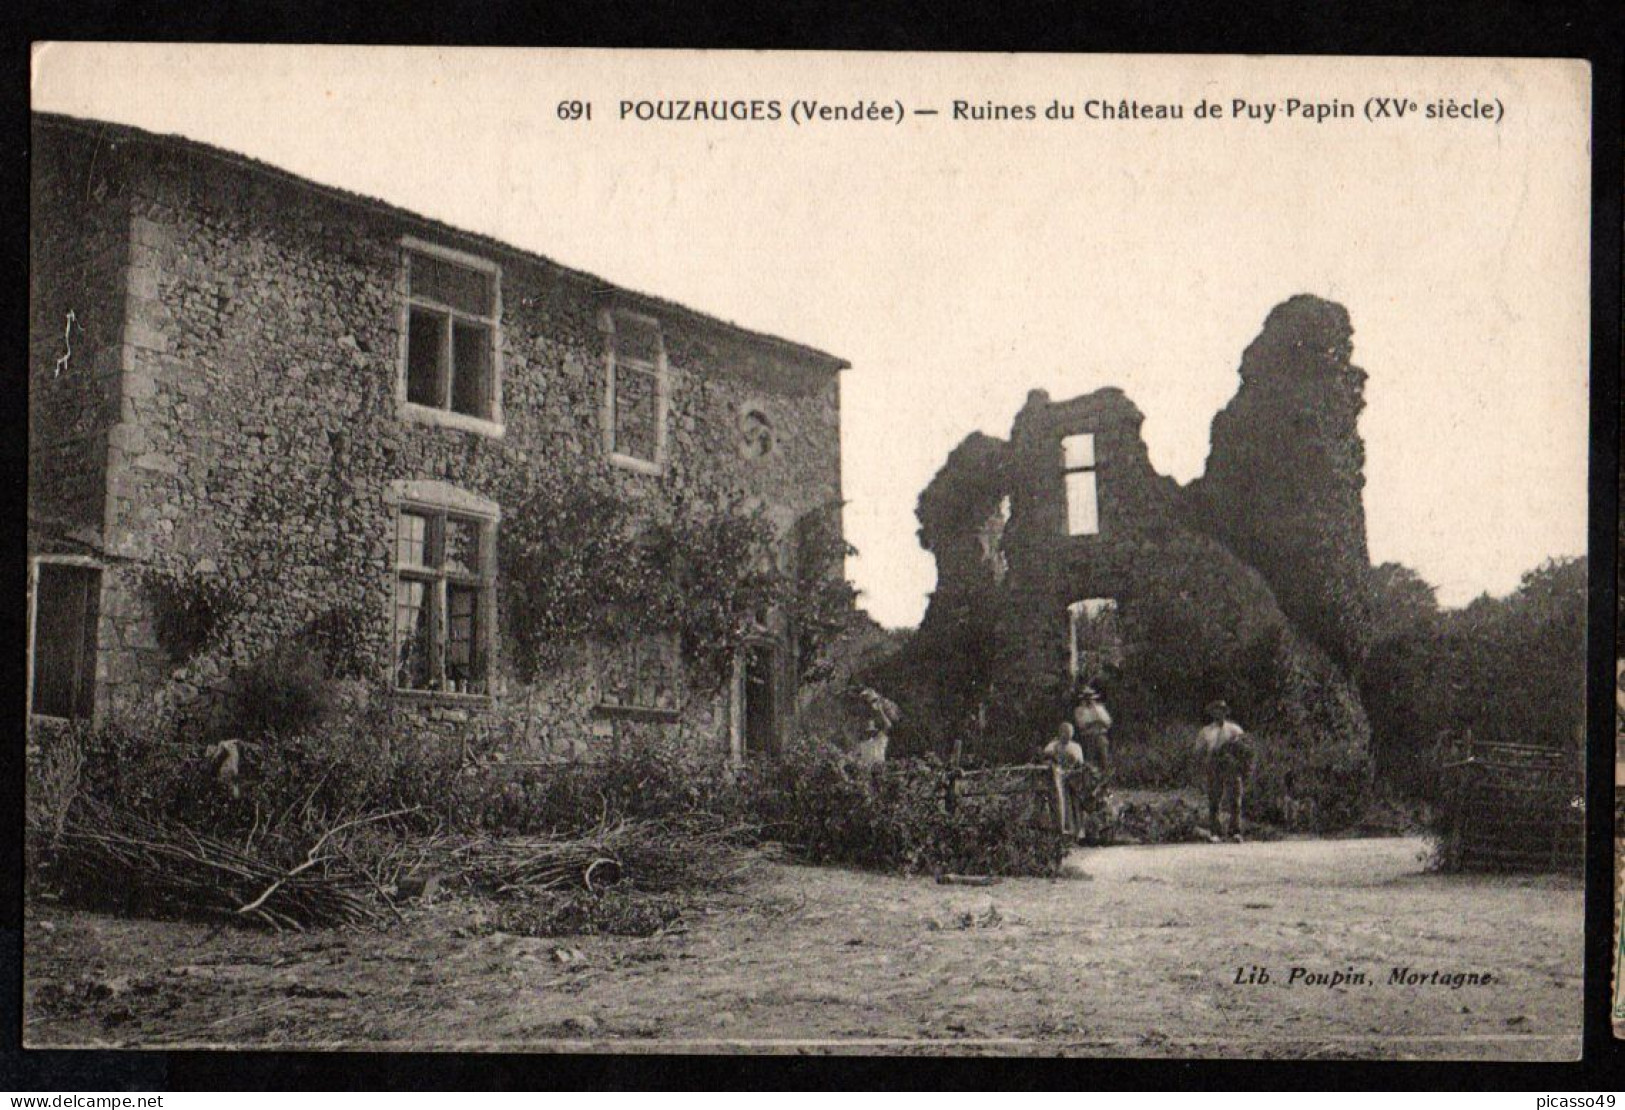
[22,835,1581,1059]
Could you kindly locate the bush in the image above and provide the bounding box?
[1113,721,1199,792]
[226,646,337,739]
[1246,733,1373,832]
[744,741,1065,877]
[454,738,746,836]
[1116,794,1208,843]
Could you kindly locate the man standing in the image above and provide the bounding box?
[855,687,900,767]
[1072,683,1113,780]
[1043,720,1088,838]
[1196,699,1256,842]
[1071,685,1117,844]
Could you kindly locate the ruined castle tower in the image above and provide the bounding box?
[1185,295,1374,674]
[871,296,1375,762]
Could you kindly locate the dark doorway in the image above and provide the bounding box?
[742,643,778,758]
[31,562,100,720]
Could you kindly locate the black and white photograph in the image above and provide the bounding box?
[23,46,1592,1059]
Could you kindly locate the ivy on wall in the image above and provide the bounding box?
[499,473,856,693]
[139,566,243,664]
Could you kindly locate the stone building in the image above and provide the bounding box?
[27,113,847,762]
[883,296,1372,762]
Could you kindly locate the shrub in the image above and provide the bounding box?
[1116,794,1208,843]
[453,736,748,837]
[1246,733,1373,832]
[140,566,241,663]
[744,741,1065,877]
[1113,721,1198,792]
[226,646,337,739]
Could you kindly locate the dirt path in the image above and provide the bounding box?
[23,836,1581,1058]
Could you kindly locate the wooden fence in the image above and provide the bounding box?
[1442,739,1583,871]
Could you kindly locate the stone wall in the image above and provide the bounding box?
[886,329,1372,763]
[1184,295,1374,672]
[29,115,844,760]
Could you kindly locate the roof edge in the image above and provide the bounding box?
[32,111,851,374]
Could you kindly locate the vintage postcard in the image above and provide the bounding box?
[24,46,1591,1059]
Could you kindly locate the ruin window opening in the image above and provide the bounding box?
[393,504,496,695]
[604,310,669,473]
[28,558,100,720]
[1067,597,1121,682]
[977,495,1011,582]
[1061,433,1099,536]
[401,241,501,430]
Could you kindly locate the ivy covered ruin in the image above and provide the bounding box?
[873,295,1375,769]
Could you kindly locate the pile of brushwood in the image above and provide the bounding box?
[26,722,757,936]
[27,710,1062,938]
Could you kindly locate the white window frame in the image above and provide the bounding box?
[1061,432,1100,537]
[26,554,103,723]
[397,237,504,438]
[601,308,670,475]
[385,481,500,698]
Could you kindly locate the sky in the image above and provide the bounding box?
[31,47,1592,628]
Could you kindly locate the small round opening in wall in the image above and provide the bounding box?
[739,405,775,458]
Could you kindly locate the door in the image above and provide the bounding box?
[29,562,100,720]
[741,643,778,758]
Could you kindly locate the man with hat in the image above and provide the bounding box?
[1196,699,1256,842]
[1069,682,1116,843]
[1071,683,1113,778]
[854,686,900,768]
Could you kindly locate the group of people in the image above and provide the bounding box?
[851,678,1258,846]
[1042,683,1257,845]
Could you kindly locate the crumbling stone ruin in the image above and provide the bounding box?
[1185,297,1373,673]
[881,295,1373,764]
[28,113,846,762]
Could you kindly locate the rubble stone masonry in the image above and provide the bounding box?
[29,114,845,759]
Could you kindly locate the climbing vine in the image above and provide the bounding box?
[139,565,243,664]
[500,474,857,693]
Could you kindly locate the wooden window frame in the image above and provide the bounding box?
[601,309,670,475]
[398,237,504,438]
[392,500,498,698]
[593,631,682,721]
[26,555,102,723]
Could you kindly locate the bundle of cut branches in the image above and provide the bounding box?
[38,796,403,931]
[443,814,757,898]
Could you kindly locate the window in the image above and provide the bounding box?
[1062,433,1099,536]
[394,506,494,694]
[598,633,680,715]
[402,242,501,429]
[604,311,668,471]
[739,404,775,459]
[977,495,1011,583]
[29,560,100,720]
[1067,597,1122,682]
